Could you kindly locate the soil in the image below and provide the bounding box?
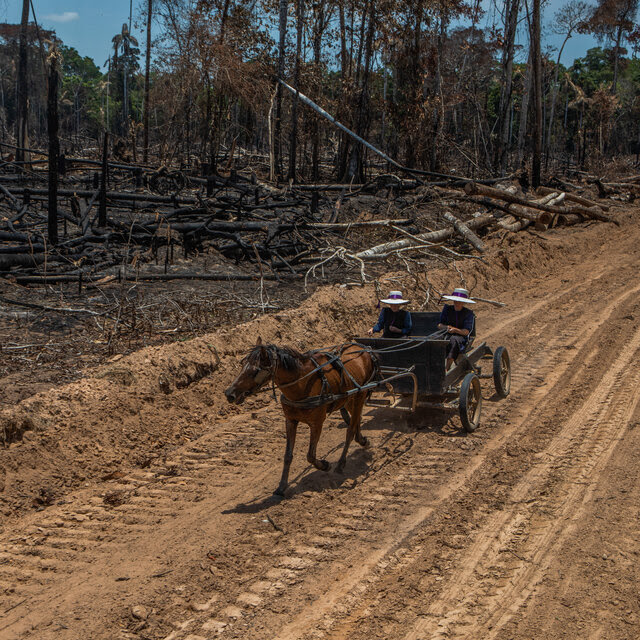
[1,200,640,640]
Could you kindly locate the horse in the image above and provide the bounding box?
[224,338,377,496]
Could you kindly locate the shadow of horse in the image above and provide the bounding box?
[225,417,427,513]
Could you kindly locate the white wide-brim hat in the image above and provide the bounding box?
[380,290,410,305]
[442,287,476,304]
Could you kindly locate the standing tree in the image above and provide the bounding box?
[272,0,288,181]
[546,0,591,163]
[288,0,304,182]
[111,23,139,135]
[143,0,153,163]
[494,0,521,174]
[47,46,61,246]
[583,0,639,92]
[531,0,543,187]
[15,0,29,163]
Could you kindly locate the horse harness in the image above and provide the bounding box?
[278,344,380,411]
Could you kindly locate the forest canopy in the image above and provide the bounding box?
[1,0,639,182]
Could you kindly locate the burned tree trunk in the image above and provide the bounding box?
[273,0,288,182]
[143,0,152,163]
[16,0,30,165]
[288,0,304,182]
[47,47,61,246]
[531,0,542,188]
[98,132,109,227]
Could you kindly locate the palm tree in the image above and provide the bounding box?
[111,23,138,131]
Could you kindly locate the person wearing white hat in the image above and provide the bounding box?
[367,291,413,338]
[437,288,476,370]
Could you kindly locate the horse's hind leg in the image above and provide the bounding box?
[275,418,298,496]
[307,420,330,472]
[352,395,369,448]
[336,398,367,474]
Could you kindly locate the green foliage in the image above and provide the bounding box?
[60,45,101,81]
[570,47,614,94]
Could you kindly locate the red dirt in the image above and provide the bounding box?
[1,202,640,639]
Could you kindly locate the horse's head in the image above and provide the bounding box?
[224,338,274,405]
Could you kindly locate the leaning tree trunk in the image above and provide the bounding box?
[16,0,30,165]
[47,48,61,246]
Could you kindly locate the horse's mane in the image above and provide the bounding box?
[244,344,306,372]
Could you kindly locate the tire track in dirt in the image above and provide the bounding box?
[0,251,636,639]
[141,267,640,639]
[249,271,640,640]
[401,309,640,639]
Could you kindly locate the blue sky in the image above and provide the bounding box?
[1,0,601,72]
[0,0,147,69]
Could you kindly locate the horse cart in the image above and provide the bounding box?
[357,311,511,432]
[225,312,510,495]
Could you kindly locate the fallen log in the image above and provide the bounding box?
[355,215,493,259]
[0,253,46,269]
[536,186,609,211]
[304,219,413,230]
[11,271,300,285]
[599,181,640,193]
[465,182,617,225]
[556,213,583,226]
[537,193,566,227]
[496,215,530,232]
[442,210,485,252]
[468,196,539,221]
[4,187,200,206]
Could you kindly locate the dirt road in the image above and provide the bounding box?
[1,208,639,639]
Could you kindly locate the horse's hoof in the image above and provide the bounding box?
[273,488,285,498]
[335,464,345,475]
[359,437,370,448]
[320,460,330,472]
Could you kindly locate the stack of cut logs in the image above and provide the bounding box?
[463,182,616,231]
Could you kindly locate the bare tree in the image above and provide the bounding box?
[494,0,521,174]
[586,0,639,92]
[546,0,591,163]
[15,0,29,163]
[143,0,153,163]
[273,0,288,182]
[531,0,542,187]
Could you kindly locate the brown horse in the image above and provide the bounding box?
[224,338,377,496]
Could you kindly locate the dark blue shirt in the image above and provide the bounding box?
[439,305,474,345]
[373,308,413,337]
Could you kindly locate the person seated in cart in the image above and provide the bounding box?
[437,288,476,370]
[367,290,413,338]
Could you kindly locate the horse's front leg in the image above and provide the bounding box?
[274,418,298,496]
[307,417,330,472]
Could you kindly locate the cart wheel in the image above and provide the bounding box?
[459,372,482,433]
[493,346,511,398]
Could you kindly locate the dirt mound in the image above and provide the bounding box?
[0,209,626,520]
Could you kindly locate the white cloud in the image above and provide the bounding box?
[44,11,79,24]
